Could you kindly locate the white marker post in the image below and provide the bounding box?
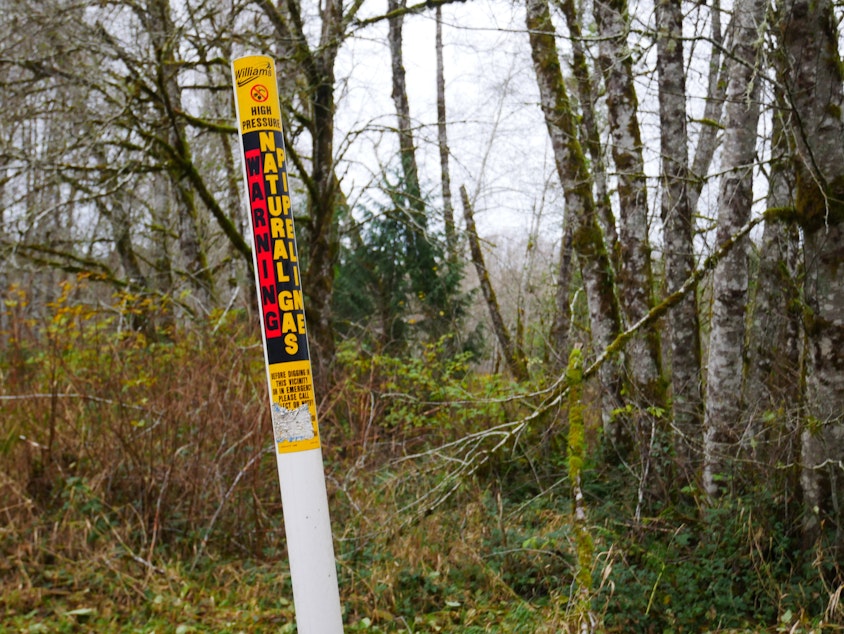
[231,54,344,633]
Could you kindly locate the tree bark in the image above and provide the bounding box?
[656,0,704,480]
[744,106,802,447]
[593,0,663,406]
[554,0,618,258]
[435,6,458,263]
[525,0,625,443]
[388,0,423,212]
[702,0,766,498]
[548,216,574,371]
[689,0,728,214]
[460,186,529,382]
[142,0,215,308]
[387,0,439,318]
[778,0,844,553]
[307,0,343,393]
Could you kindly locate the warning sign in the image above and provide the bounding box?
[233,55,320,454]
[251,84,269,102]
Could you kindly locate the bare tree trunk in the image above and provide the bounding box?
[435,6,457,263]
[800,225,844,555]
[149,176,176,301]
[525,0,625,443]
[778,0,844,554]
[101,191,159,333]
[656,0,704,481]
[306,36,342,395]
[210,33,253,296]
[388,0,423,212]
[387,0,439,317]
[461,186,529,382]
[702,0,766,498]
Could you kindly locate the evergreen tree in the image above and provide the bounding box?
[333,175,469,355]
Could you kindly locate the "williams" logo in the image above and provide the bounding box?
[236,62,272,87]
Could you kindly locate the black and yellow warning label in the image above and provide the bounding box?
[233,55,320,454]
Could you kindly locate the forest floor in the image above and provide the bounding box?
[1,299,842,632]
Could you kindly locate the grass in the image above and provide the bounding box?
[2,555,297,632]
[1,279,842,632]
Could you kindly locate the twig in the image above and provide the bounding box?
[191,446,272,570]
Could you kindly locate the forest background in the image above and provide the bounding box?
[1,0,844,630]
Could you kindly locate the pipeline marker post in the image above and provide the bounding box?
[231,54,344,633]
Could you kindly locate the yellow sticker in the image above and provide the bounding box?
[268,360,321,453]
[233,56,282,134]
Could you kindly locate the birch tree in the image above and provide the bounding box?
[702,0,767,498]
[525,0,625,444]
[744,105,801,456]
[655,0,704,477]
[593,0,663,406]
[777,0,844,551]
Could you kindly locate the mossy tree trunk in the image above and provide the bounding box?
[461,186,529,382]
[388,0,424,217]
[143,0,215,308]
[554,0,618,261]
[548,217,574,372]
[566,347,597,632]
[549,0,602,374]
[778,0,844,555]
[525,0,625,445]
[435,6,458,264]
[593,0,664,409]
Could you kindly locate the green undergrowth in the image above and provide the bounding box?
[1,279,841,632]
